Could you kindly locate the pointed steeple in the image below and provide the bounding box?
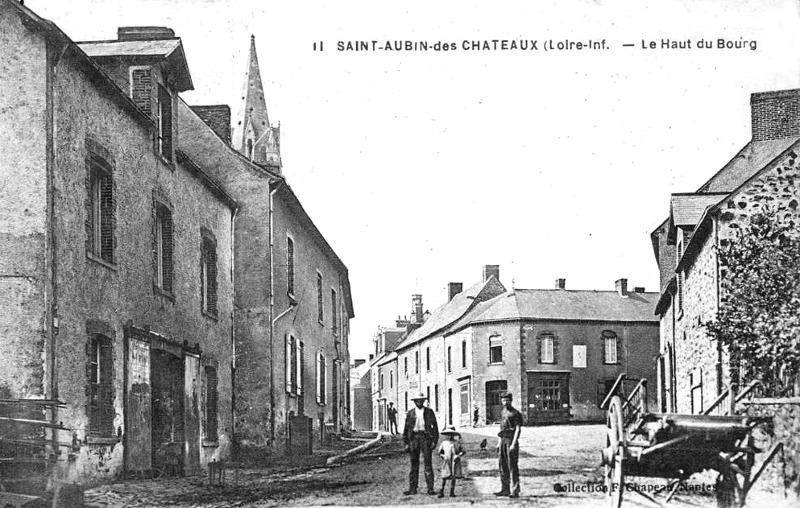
[232,35,280,169]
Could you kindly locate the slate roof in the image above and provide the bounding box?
[394,277,505,351]
[448,289,659,334]
[78,39,182,58]
[697,138,800,193]
[77,39,194,92]
[670,193,727,227]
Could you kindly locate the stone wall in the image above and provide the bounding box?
[743,399,800,500]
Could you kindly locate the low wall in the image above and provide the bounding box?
[743,398,800,500]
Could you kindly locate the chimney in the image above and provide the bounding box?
[412,294,424,323]
[750,89,800,141]
[118,26,176,41]
[634,286,645,293]
[354,359,365,368]
[447,283,463,302]
[483,265,500,282]
[191,105,232,144]
[555,278,566,290]
[615,278,628,297]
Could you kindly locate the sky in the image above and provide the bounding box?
[27,0,800,360]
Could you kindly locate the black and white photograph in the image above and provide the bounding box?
[1,0,799,506]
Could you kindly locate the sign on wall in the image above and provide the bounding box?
[573,345,587,368]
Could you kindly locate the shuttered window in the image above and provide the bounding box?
[87,334,114,437]
[603,331,619,364]
[130,66,152,115]
[87,157,114,263]
[317,272,324,323]
[201,232,218,316]
[157,85,173,161]
[331,289,338,335]
[287,236,295,296]
[489,335,503,364]
[155,204,174,293]
[204,366,218,441]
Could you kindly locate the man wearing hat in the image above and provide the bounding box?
[402,392,439,495]
[495,391,522,498]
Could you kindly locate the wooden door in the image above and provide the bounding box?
[184,354,200,475]
[485,380,508,423]
[125,336,152,472]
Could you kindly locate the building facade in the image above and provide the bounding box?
[651,88,800,496]
[177,36,354,455]
[1,1,235,483]
[373,266,659,431]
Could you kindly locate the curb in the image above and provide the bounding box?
[325,432,387,465]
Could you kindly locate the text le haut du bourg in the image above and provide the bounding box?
[332,38,757,52]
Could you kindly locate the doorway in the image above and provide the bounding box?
[151,349,185,476]
[485,380,508,423]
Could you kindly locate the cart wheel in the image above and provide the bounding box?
[604,395,625,508]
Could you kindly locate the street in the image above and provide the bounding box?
[83,423,766,508]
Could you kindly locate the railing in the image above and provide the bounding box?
[622,380,648,427]
[703,380,760,416]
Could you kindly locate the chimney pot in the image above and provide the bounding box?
[117,26,176,41]
[555,278,566,290]
[190,105,232,144]
[750,88,800,141]
[483,265,500,282]
[615,278,628,297]
[634,287,645,293]
[447,283,463,302]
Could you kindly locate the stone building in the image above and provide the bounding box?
[1,1,236,482]
[176,36,354,456]
[651,88,800,495]
[375,266,659,431]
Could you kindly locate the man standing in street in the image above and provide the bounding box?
[387,402,398,434]
[402,392,439,495]
[495,392,522,498]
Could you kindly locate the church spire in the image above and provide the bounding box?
[232,35,280,169]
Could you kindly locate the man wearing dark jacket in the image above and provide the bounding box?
[402,392,439,495]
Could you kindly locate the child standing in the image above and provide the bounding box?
[437,425,465,497]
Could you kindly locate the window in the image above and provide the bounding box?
[87,334,114,437]
[331,289,338,335]
[405,391,408,411]
[434,384,439,412]
[447,346,452,372]
[286,335,297,393]
[539,333,555,364]
[287,236,295,296]
[389,370,393,388]
[489,335,503,364]
[204,366,218,441]
[690,368,703,414]
[603,331,618,364]
[246,138,253,160]
[130,66,152,115]
[297,340,304,395]
[426,347,430,371]
[415,351,419,374]
[379,373,384,390]
[461,340,467,368]
[317,272,324,323]
[317,353,326,404]
[676,239,684,314]
[404,356,408,377]
[426,386,431,404]
[157,84,173,161]
[201,233,217,317]
[87,157,114,263]
[155,204,174,293]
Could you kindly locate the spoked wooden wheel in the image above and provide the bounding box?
[604,395,625,508]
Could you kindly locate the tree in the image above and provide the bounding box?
[705,208,800,396]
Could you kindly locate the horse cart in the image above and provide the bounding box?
[599,374,783,508]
